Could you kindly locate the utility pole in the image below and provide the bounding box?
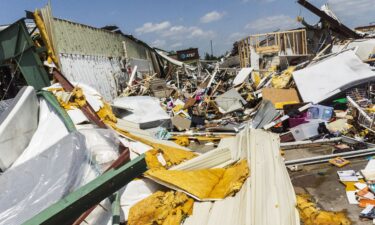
[210,40,213,57]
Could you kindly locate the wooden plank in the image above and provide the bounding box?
[256,45,280,54]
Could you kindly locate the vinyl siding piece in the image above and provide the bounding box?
[180,127,299,225]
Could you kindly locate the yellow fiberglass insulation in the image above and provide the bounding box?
[146,160,249,199]
[145,147,197,170]
[296,195,351,225]
[271,66,295,89]
[128,191,194,225]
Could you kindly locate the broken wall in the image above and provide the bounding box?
[51,18,155,101]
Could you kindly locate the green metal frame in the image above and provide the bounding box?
[23,154,147,225]
[0,19,50,90]
[37,90,76,132]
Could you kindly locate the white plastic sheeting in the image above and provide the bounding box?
[293,50,375,103]
[60,54,126,101]
[0,87,39,171]
[1,98,119,224]
[12,98,69,166]
[79,128,120,172]
[0,132,90,225]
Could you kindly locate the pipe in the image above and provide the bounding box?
[285,147,375,166]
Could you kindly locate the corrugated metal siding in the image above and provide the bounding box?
[53,19,125,57]
[128,58,153,74]
[60,55,126,101]
[125,38,148,60]
[53,18,153,61]
[51,18,158,101]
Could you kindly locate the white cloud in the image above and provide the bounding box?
[151,39,166,48]
[161,25,215,40]
[245,14,298,32]
[134,21,216,53]
[171,42,183,48]
[326,0,373,18]
[200,11,225,23]
[135,21,171,34]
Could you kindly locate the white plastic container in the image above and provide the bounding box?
[290,121,322,141]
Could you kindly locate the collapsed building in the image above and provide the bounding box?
[0,0,375,224]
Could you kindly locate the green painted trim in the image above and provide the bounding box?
[111,192,121,225]
[23,154,146,225]
[37,91,76,132]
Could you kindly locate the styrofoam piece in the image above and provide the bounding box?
[233,67,253,86]
[293,50,375,103]
[0,87,39,171]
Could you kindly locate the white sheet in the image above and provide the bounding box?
[293,50,375,103]
[233,67,253,86]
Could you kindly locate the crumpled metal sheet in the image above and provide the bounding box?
[251,100,279,129]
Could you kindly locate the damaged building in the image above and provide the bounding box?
[0,0,375,224]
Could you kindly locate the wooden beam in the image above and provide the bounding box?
[297,0,362,39]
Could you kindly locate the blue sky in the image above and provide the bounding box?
[0,0,374,55]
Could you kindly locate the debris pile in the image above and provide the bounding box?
[0,0,375,224]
